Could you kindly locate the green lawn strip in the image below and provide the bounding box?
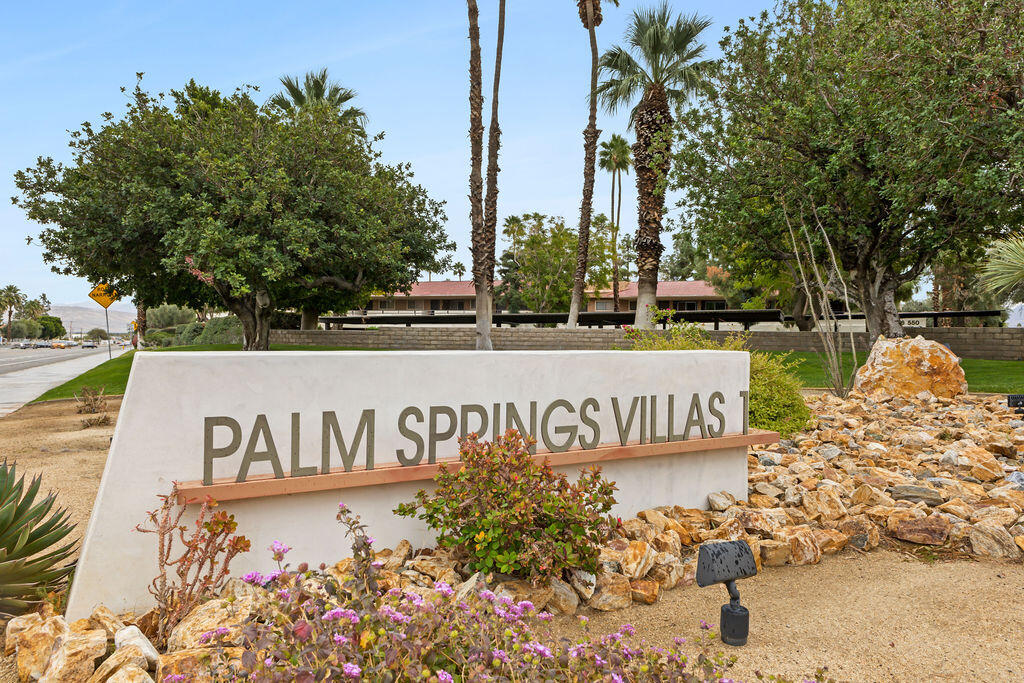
[32,345,1021,404]
[771,351,1023,394]
[31,344,370,402]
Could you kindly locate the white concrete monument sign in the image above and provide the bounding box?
[67,350,776,618]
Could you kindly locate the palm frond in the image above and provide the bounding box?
[981,233,1024,297]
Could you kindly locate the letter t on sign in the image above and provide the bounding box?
[204,417,242,485]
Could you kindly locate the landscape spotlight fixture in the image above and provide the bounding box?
[695,539,757,646]
[1008,394,1024,417]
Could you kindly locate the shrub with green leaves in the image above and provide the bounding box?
[197,315,243,344]
[627,311,810,436]
[395,431,616,579]
[0,462,77,616]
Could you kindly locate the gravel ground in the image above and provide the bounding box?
[554,550,1024,682]
[2,400,1023,682]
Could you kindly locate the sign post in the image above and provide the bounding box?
[88,284,119,359]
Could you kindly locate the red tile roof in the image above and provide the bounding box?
[372,280,721,299]
[592,280,721,299]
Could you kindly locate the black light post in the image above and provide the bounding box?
[695,540,757,646]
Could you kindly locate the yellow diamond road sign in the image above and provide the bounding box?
[88,284,119,309]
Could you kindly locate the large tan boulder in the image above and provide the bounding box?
[853,336,967,399]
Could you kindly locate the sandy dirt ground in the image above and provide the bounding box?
[0,398,120,541]
[554,550,1024,682]
[2,400,1024,682]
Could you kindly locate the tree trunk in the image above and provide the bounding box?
[567,2,601,329]
[791,287,814,331]
[300,307,319,330]
[631,87,672,329]
[136,305,147,343]
[611,168,620,313]
[236,291,273,351]
[467,0,493,350]
[856,271,903,340]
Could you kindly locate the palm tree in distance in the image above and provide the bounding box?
[597,3,713,328]
[567,0,619,329]
[270,68,367,129]
[0,285,24,341]
[599,133,632,312]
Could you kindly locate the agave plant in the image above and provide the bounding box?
[0,462,78,616]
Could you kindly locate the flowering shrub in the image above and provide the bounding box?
[395,430,617,579]
[221,503,755,682]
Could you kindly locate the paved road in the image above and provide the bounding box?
[0,346,128,417]
[0,346,115,376]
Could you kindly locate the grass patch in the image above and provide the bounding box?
[776,351,1024,394]
[33,344,372,402]
[34,345,1022,403]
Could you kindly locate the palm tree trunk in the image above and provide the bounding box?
[478,0,506,349]
[467,0,492,350]
[631,87,672,329]
[568,1,601,328]
[612,167,621,313]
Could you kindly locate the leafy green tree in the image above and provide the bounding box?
[674,0,1024,338]
[270,68,369,330]
[495,214,577,313]
[37,316,66,339]
[9,320,41,340]
[660,224,705,281]
[14,81,219,340]
[16,81,452,350]
[596,3,713,328]
[86,327,109,341]
[598,133,631,310]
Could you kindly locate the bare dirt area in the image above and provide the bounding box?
[554,549,1024,682]
[0,398,121,541]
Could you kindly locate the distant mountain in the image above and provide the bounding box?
[49,305,135,336]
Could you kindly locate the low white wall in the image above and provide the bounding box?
[67,350,750,619]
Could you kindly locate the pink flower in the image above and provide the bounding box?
[342,662,361,678]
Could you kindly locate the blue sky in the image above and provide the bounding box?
[0,0,767,306]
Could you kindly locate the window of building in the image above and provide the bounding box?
[596,301,613,311]
[701,300,727,311]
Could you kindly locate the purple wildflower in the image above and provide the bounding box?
[437,671,454,683]
[342,662,361,678]
[241,571,264,585]
[434,581,454,597]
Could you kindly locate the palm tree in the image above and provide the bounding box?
[597,3,713,328]
[272,68,366,330]
[467,0,507,350]
[0,285,24,342]
[981,233,1024,300]
[567,0,619,329]
[599,133,632,312]
[269,68,367,129]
